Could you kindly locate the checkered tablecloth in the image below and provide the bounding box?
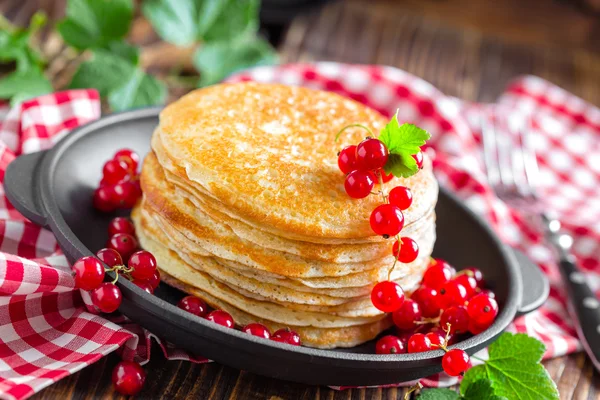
[1,63,599,399]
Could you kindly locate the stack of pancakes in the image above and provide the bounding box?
[132,83,439,349]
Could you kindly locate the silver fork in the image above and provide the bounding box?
[481,108,600,371]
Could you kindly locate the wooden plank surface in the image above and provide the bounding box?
[2,0,600,398]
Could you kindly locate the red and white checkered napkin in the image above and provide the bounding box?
[0,64,598,399]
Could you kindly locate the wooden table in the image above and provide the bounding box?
[3,0,600,398]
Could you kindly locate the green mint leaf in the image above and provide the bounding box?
[417,388,459,400]
[461,333,559,400]
[194,34,277,87]
[69,49,166,111]
[462,379,507,400]
[143,0,257,46]
[0,68,52,106]
[57,0,133,50]
[107,69,167,111]
[378,115,430,155]
[378,114,430,178]
[383,152,418,178]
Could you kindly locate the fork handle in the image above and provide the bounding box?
[558,256,600,371]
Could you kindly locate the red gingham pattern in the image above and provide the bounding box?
[0,64,598,398]
[0,91,208,400]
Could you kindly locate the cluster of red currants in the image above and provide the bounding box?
[93,149,142,212]
[72,218,159,314]
[337,137,423,315]
[375,259,498,376]
[177,295,301,346]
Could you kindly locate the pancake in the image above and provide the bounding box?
[131,82,439,348]
[153,82,438,241]
[140,153,436,279]
[159,270,394,349]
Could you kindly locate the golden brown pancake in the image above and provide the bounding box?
[133,82,439,348]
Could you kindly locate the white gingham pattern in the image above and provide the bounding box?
[0,64,598,398]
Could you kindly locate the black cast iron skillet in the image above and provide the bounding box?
[4,107,549,386]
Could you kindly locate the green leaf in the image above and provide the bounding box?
[378,115,430,155]
[194,34,277,87]
[201,0,259,42]
[68,49,166,111]
[462,379,507,400]
[0,12,46,71]
[142,0,201,46]
[0,68,52,105]
[57,0,133,50]
[69,50,135,97]
[106,41,140,65]
[383,152,418,178]
[417,388,459,400]
[107,69,167,111]
[143,0,258,46]
[461,333,559,400]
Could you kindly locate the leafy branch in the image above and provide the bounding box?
[0,0,277,111]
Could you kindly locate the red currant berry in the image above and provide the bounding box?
[114,149,140,172]
[464,267,485,288]
[438,280,468,309]
[388,186,413,210]
[468,319,492,335]
[72,256,105,291]
[379,169,394,183]
[481,289,496,299]
[344,170,375,199]
[145,269,161,290]
[92,282,122,313]
[108,233,138,262]
[430,326,456,345]
[392,237,419,263]
[108,217,135,236]
[96,248,123,268]
[407,333,432,353]
[411,286,440,318]
[375,335,405,354]
[133,280,153,294]
[392,299,422,330]
[207,310,234,328]
[369,204,404,237]
[112,181,139,209]
[356,138,389,171]
[271,328,302,346]
[442,349,470,376]
[242,323,271,339]
[103,159,131,185]
[177,296,208,317]
[371,281,405,312]
[112,360,146,396]
[440,306,469,334]
[425,331,444,348]
[412,151,424,169]
[422,260,454,290]
[338,145,358,174]
[93,186,116,212]
[454,275,478,299]
[467,293,498,326]
[128,250,157,281]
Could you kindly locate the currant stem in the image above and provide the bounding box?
[403,382,423,400]
[335,124,374,143]
[414,316,441,325]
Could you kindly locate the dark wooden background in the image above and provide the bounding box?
[2,0,600,398]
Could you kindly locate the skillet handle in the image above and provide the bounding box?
[511,247,550,317]
[5,151,48,226]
